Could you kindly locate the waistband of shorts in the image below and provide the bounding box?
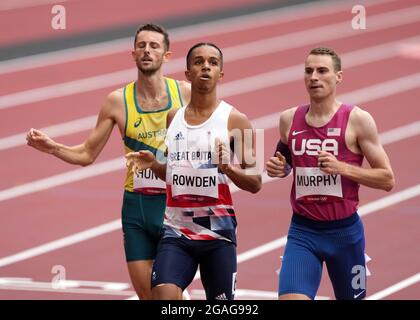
[124,190,166,198]
[291,212,359,229]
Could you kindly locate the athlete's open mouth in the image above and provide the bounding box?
[200,74,211,80]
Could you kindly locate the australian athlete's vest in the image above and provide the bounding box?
[123,78,183,194]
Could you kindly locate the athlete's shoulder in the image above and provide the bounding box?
[349,105,375,125]
[348,105,378,138]
[279,106,298,126]
[228,105,252,130]
[106,87,125,102]
[176,80,191,104]
[278,106,298,142]
[229,104,247,119]
[176,80,190,90]
[349,105,371,118]
[101,87,125,116]
[167,106,181,128]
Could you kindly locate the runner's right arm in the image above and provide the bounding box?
[26,90,122,166]
[266,107,296,178]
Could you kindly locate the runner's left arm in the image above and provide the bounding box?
[317,108,395,191]
[217,110,262,194]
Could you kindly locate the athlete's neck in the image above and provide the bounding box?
[305,97,341,127]
[188,90,220,116]
[136,70,166,101]
[308,96,341,118]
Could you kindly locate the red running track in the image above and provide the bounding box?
[0,0,419,299]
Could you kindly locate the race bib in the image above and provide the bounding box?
[295,167,343,202]
[133,168,166,193]
[171,166,218,199]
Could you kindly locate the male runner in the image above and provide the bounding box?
[26,24,190,299]
[126,43,262,300]
[266,47,394,300]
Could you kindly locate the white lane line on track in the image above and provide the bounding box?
[0,158,124,202]
[0,277,135,296]
[173,272,420,300]
[0,116,97,151]
[0,0,394,73]
[0,220,121,268]
[3,34,420,151]
[0,285,135,296]
[366,273,420,300]
[189,289,330,300]
[2,5,420,109]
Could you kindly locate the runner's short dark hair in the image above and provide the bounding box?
[186,42,223,70]
[134,23,170,51]
[309,47,341,71]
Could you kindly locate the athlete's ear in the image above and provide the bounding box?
[185,70,192,81]
[219,70,224,80]
[163,50,172,62]
[336,70,343,84]
[131,49,136,61]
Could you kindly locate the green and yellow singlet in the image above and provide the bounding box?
[123,77,183,194]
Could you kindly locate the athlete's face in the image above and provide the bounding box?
[132,31,171,75]
[185,46,224,93]
[304,54,342,101]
